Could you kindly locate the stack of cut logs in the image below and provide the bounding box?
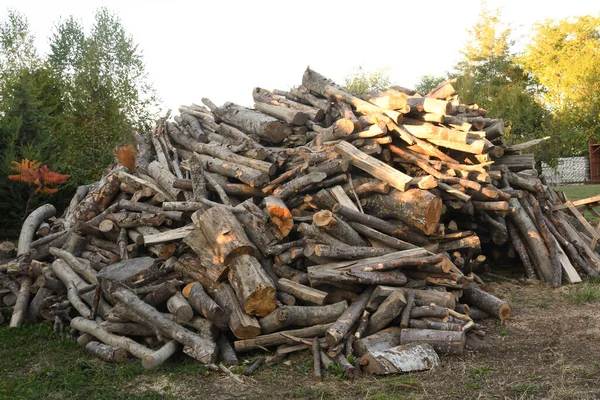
[1,67,598,377]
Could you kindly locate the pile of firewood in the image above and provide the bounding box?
[1,67,599,377]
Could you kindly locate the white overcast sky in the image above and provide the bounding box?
[3,1,600,114]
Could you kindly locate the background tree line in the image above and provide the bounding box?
[0,8,157,237]
[346,7,600,170]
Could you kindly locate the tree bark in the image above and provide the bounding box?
[17,204,56,257]
[212,102,291,144]
[326,286,374,346]
[258,301,348,334]
[183,282,229,330]
[85,341,128,363]
[335,141,412,192]
[234,323,332,352]
[361,189,442,235]
[197,205,258,266]
[228,254,276,317]
[212,283,261,339]
[400,328,464,355]
[461,285,511,320]
[365,290,406,335]
[112,287,217,363]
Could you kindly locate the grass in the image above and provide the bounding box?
[0,320,170,400]
[567,277,600,304]
[553,184,600,201]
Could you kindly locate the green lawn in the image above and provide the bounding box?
[0,316,199,399]
[553,184,600,201]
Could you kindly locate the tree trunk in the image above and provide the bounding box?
[326,286,374,346]
[85,341,128,363]
[461,285,511,320]
[212,283,261,339]
[400,328,465,355]
[112,287,217,363]
[258,301,348,334]
[182,282,229,330]
[335,141,412,192]
[197,205,258,266]
[312,210,368,247]
[228,254,276,317]
[142,340,179,369]
[365,290,406,335]
[213,102,291,144]
[362,189,442,235]
[234,323,332,352]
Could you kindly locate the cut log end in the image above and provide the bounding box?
[244,286,277,317]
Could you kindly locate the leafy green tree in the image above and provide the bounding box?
[450,4,554,163]
[48,8,158,183]
[0,8,157,236]
[344,66,392,95]
[415,75,445,95]
[520,15,600,156]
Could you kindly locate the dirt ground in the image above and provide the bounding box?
[126,279,600,400]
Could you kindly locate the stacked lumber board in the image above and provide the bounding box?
[1,68,598,377]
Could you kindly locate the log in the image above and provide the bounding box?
[253,87,324,122]
[142,340,179,369]
[347,222,418,251]
[399,291,415,329]
[196,153,269,188]
[9,277,32,328]
[508,198,554,283]
[306,243,394,260]
[258,301,348,334]
[354,327,440,375]
[183,282,229,330]
[71,317,153,359]
[112,287,217,363]
[333,204,429,246]
[217,335,240,366]
[325,286,374,346]
[85,341,128,363]
[69,166,125,225]
[365,291,406,335]
[167,292,194,322]
[274,172,327,200]
[212,283,261,339]
[49,247,98,284]
[312,210,368,247]
[313,337,322,381]
[461,285,511,320]
[400,328,465,355]
[228,254,276,317]
[277,278,329,305]
[361,189,442,235]
[197,206,258,266]
[335,141,412,192]
[234,323,332,352]
[264,196,293,237]
[211,101,292,143]
[17,204,56,256]
[234,199,281,256]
